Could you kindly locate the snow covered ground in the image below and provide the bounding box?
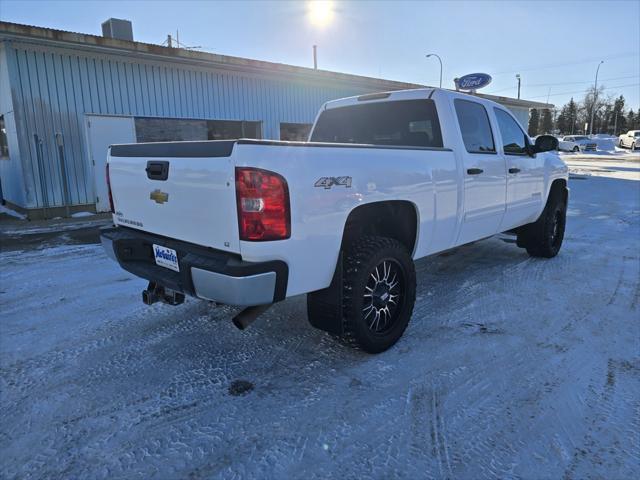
[1,157,639,479]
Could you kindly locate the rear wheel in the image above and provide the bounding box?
[342,236,416,353]
[517,192,566,258]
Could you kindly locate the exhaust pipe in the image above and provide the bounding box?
[142,282,185,306]
[232,304,272,330]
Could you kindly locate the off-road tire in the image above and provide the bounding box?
[341,236,416,353]
[517,192,566,258]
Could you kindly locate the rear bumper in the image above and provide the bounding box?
[100,227,288,306]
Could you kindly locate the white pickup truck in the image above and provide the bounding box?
[618,130,640,150]
[101,88,568,353]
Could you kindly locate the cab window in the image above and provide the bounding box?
[310,99,443,148]
[494,108,528,155]
[454,99,495,153]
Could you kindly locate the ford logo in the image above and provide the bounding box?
[455,73,492,91]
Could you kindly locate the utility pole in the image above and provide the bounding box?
[426,53,443,88]
[589,60,604,136]
[614,112,618,136]
[516,74,521,99]
[313,45,318,70]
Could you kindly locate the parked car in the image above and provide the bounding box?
[101,88,568,353]
[558,135,597,152]
[618,130,640,150]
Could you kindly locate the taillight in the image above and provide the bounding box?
[235,167,290,241]
[106,163,115,213]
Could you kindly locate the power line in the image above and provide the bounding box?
[485,74,640,95]
[525,82,640,99]
[492,52,639,75]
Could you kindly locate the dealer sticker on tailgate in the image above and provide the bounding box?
[153,244,180,272]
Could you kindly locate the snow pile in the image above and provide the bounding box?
[0,204,26,220]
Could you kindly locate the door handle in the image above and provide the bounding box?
[467,168,484,175]
[146,161,170,181]
[508,168,521,174]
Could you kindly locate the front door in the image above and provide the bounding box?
[493,108,545,230]
[85,115,135,212]
[453,99,507,244]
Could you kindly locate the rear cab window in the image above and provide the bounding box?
[310,99,443,148]
[454,99,496,154]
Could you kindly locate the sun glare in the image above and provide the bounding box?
[308,1,335,27]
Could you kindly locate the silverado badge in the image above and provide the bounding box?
[150,189,169,204]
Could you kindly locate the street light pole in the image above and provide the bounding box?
[589,60,604,136]
[426,53,442,88]
[516,74,521,99]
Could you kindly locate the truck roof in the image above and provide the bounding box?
[322,87,508,111]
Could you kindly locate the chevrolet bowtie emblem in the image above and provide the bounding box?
[150,189,169,204]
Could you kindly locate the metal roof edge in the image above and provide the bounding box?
[0,21,552,109]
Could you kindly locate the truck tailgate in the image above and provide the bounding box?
[108,141,239,253]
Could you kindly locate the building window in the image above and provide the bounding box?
[208,120,261,140]
[0,115,9,159]
[280,123,312,141]
[135,118,207,142]
[134,117,262,143]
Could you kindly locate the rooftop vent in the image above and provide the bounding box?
[101,18,133,42]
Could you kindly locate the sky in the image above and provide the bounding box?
[1,0,639,110]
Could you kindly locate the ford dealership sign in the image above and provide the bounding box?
[455,73,492,91]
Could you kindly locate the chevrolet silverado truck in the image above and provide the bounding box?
[101,88,568,353]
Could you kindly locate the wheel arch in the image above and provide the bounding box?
[340,200,419,256]
[549,178,568,204]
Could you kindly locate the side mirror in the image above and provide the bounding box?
[533,135,558,154]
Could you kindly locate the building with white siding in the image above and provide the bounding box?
[0,20,551,218]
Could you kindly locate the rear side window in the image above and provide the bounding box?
[494,108,528,155]
[310,99,443,148]
[454,99,495,153]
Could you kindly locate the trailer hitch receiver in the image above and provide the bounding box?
[142,281,185,306]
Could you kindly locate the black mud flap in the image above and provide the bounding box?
[306,252,344,335]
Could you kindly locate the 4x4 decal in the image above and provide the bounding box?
[314,176,352,189]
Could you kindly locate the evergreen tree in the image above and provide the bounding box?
[540,109,553,134]
[612,96,626,135]
[528,108,539,136]
[566,98,578,134]
[556,106,569,135]
[627,110,636,131]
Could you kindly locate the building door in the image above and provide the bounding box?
[85,115,135,212]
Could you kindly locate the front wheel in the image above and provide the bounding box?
[342,236,416,353]
[633,142,638,151]
[572,146,580,152]
[517,193,567,258]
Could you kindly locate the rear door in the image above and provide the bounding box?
[453,98,507,244]
[493,108,544,229]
